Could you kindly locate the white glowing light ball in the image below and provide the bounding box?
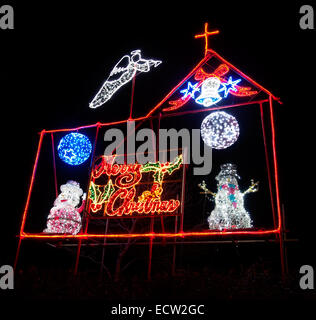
[201,111,240,149]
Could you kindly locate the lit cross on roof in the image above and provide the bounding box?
[195,23,219,56]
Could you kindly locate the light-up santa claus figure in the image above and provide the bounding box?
[44,181,86,235]
[199,163,259,230]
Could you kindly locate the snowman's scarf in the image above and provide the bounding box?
[220,183,239,208]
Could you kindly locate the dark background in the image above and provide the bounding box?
[0,0,315,316]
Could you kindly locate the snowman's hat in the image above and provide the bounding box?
[216,163,240,181]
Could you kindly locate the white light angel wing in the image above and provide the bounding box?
[89,50,161,109]
[108,55,131,80]
[89,54,135,109]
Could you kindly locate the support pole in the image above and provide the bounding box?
[180,147,187,233]
[157,112,161,161]
[149,119,157,162]
[129,73,136,120]
[279,232,286,281]
[281,204,289,275]
[84,124,101,230]
[74,240,82,276]
[14,130,45,270]
[150,117,166,243]
[268,95,285,279]
[14,237,22,271]
[51,133,59,198]
[74,124,100,275]
[259,103,277,229]
[147,218,154,280]
[172,215,178,276]
[99,219,109,278]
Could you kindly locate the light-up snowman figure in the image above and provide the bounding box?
[199,164,259,230]
[44,181,86,235]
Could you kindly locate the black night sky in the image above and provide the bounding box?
[1,0,315,317]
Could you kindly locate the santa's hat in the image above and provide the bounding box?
[60,180,83,196]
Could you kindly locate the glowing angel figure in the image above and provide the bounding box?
[89,50,162,109]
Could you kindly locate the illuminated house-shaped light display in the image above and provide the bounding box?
[15,23,283,276]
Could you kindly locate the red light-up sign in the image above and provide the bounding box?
[88,154,183,218]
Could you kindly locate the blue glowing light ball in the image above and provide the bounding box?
[57,133,92,166]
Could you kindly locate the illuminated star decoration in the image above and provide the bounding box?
[64,149,77,162]
[165,64,258,112]
[220,76,241,97]
[180,82,200,99]
[57,132,92,166]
